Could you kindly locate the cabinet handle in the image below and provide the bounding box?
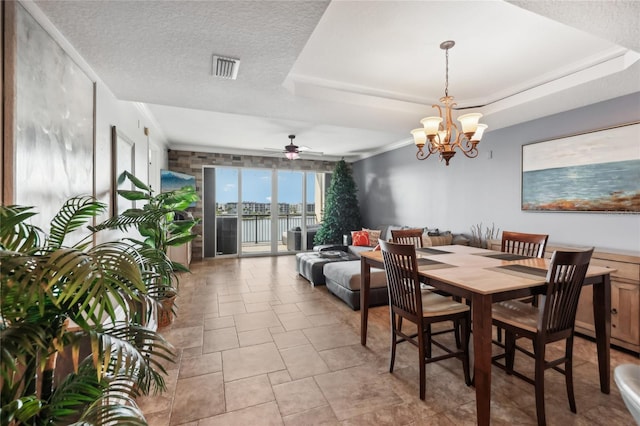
[611,308,618,315]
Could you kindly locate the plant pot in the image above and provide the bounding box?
[157,291,177,329]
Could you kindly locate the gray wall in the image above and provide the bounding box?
[352,93,640,253]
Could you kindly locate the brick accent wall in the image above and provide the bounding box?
[167,149,337,260]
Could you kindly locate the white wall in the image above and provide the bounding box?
[353,93,640,253]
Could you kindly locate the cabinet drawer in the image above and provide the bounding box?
[590,258,639,282]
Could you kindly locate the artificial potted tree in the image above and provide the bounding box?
[314,159,362,245]
[92,171,200,327]
[0,196,175,425]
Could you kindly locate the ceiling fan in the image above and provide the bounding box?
[284,134,300,160]
[265,134,324,160]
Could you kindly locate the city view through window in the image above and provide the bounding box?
[214,168,328,255]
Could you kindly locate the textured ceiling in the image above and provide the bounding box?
[32,0,640,161]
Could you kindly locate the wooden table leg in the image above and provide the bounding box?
[592,273,611,394]
[360,257,371,346]
[472,293,493,426]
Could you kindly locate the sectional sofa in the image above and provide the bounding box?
[300,225,469,309]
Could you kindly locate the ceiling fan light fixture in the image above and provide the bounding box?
[284,134,299,160]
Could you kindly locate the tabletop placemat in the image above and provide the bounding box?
[491,264,548,279]
[416,258,454,271]
[483,253,533,261]
[417,258,444,266]
[416,247,450,255]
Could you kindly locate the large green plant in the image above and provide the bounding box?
[0,196,175,425]
[314,159,362,245]
[93,171,199,272]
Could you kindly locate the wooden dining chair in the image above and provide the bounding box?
[501,231,549,258]
[390,228,424,248]
[379,240,471,400]
[496,231,550,341]
[491,248,594,426]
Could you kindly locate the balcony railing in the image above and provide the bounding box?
[216,214,317,245]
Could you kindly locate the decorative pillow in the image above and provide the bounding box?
[363,228,381,247]
[351,230,370,247]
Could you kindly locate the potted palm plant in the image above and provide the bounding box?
[92,171,200,327]
[0,196,175,425]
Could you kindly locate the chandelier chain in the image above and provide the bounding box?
[444,47,449,97]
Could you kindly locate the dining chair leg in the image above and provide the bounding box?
[454,319,462,349]
[418,329,426,400]
[389,313,397,373]
[534,342,547,426]
[505,332,516,374]
[425,324,432,359]
[462,315,471,386]
[565,336,577,413]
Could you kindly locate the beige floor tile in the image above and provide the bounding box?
[280,344,330,380]
[268,370,292,386]
[314,366,404,421]
[272,303,301,314]
[170,372,225,425]
[273,377,328,416]
[222,342,286,382]
[203,327,239,353]
[242,290,280,304]
[234,310,282,332]
[318,344,381,371]
[224,374,275,412]
[218,301,247,316]
[272,329,310,349]
[303,324,360,351]
[160,325,203,350]
[179,352,222,379]
[238,328,274,347]
[246,301,273,312]
[199,401,283,426]
[277,311,314,331]
[282,405,339,426]
[204,315,235,330]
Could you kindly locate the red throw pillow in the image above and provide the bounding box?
[351,230,370,247]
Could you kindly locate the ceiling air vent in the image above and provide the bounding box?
[212,55,240,80]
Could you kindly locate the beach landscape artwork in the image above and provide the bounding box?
[522,122,640,213]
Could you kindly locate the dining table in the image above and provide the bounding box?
[359,244,613,426]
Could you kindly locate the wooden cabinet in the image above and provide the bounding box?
[168,241,192,267]
[574,251,640,353]
[488,239,640,354]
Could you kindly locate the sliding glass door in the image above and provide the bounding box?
[205,166,328,257]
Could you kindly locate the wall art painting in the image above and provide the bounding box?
[13,3,95,231]
[111,126,135,216]
[160,169,196,207]
[522,122,640,213]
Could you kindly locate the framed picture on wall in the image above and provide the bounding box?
[521,122,640,213]
[9,2,95,232]
[111,125,135,216]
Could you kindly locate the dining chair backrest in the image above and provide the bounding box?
[379,240,422,320]
[391,228,424,248]
[501,231,549,258]
[540,248,594,337]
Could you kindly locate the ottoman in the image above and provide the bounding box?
[323,260,389,310]
[296,251,356,286]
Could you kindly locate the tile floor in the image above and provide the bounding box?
[137,255,638,425]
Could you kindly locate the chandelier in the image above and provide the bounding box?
[411,40,487,166]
